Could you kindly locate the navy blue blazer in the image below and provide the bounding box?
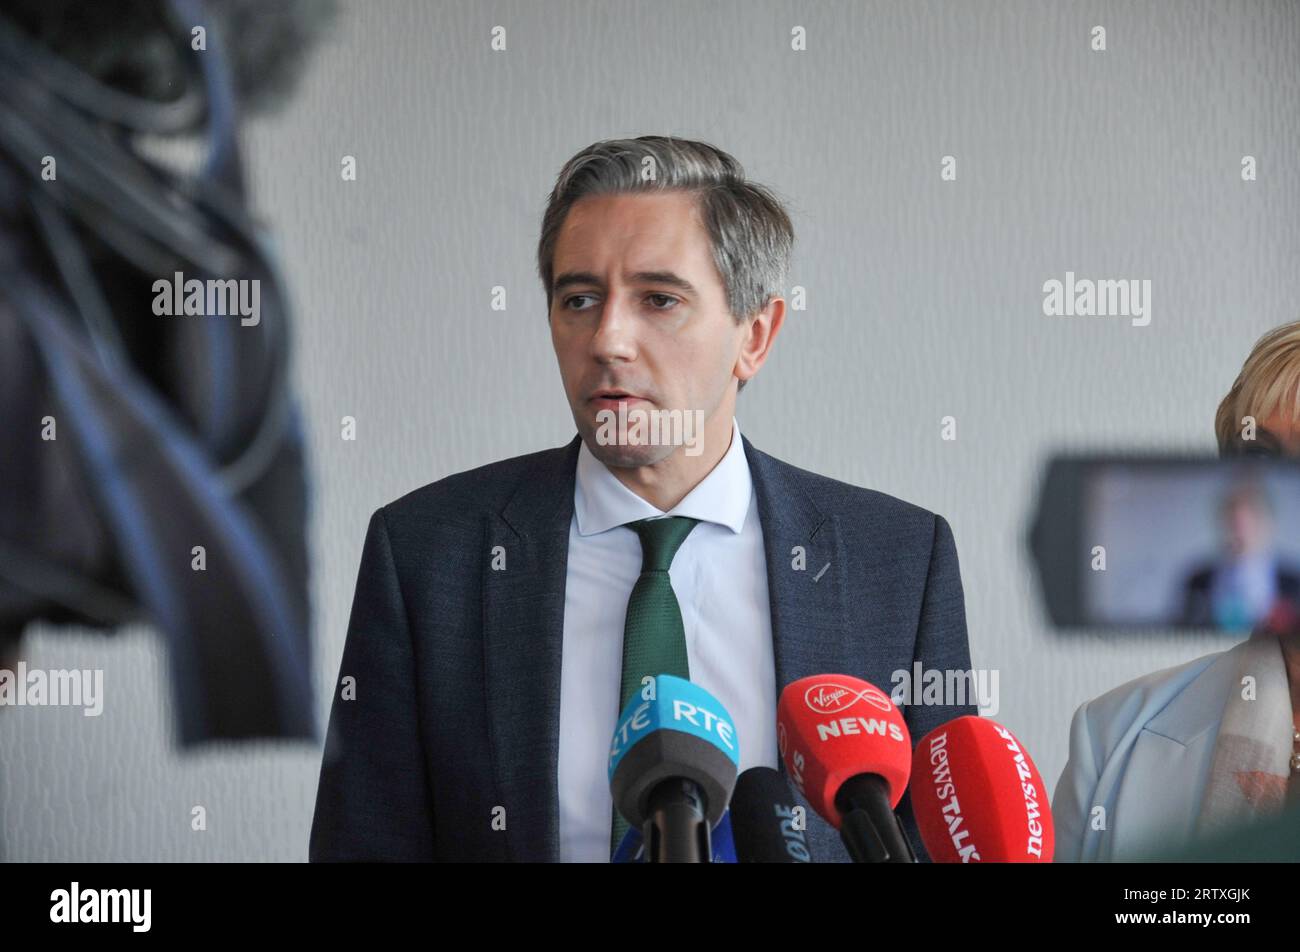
[309,434,975,862]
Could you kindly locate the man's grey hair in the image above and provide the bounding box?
[537,136,794,392]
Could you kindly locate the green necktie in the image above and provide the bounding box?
[610,515,700,858]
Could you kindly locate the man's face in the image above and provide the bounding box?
[1222,493,1273,557]
[548,190,746,467]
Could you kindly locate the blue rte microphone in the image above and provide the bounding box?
[611,808,739,863]
[608,674,741,863]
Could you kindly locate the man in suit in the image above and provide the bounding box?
[309,136,975,862]
[1177,481,1300,631]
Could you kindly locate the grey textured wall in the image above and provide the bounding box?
[2,0,1298,860]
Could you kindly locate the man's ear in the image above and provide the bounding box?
[734,297,786,385]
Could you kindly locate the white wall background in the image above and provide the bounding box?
[3,0,1298,860]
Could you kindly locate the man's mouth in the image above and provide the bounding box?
[588,390,646,403]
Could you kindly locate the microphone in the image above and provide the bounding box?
[910,715,1054,862]
[608,674,740,863]
[611,808,739,863]
[729,766,815,863]
[776,675,915,863]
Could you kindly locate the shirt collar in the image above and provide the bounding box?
[574,417,751,536]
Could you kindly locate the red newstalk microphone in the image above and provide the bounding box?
[776,675,915,863]
[911,716,1054,863]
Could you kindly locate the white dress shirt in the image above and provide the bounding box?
[557,416,778,862]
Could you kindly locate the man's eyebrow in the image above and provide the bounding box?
[551,270,698,294]
[552,271,602,293]
[629,271,698,294]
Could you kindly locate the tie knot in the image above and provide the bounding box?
[628,516,699,572]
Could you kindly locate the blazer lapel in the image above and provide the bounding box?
[483,434,581,862]
[743,436,855,687]
[1096,647,1238,861]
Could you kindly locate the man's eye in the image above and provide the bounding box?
[647,294,678,309]
[563,294,596,310]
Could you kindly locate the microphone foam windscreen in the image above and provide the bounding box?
[730,766,814,862]
[776,675,912,828]
[608,674,740,827]
[911,715,1054,862]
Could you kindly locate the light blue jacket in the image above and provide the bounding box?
[1051,645,1240,861]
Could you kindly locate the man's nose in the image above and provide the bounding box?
[589,296,638,363]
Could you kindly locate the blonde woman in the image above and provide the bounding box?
[1053,321,1300,861]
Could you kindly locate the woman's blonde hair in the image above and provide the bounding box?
[1215,321,1300,454]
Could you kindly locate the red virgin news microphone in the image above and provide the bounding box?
[776,675,915,863]
[911,716,1054,862]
